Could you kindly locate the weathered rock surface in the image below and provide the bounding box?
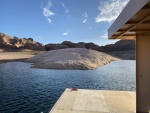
[26,48,118,70]
[0,33,45,51]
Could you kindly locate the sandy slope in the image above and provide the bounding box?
[26,48,119,70]
[0,52,34,63]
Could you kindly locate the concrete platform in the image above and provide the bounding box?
[49,88,136,113]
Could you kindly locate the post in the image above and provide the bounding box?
[136,34,150,113]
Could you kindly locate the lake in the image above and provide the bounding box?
[0,60,135,113]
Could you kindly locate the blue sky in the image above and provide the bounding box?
[0,0,129,45]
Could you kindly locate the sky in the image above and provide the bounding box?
[0,0,130,46]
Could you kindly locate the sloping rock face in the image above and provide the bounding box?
[99,40,135,59]
[100,40,135,52]
[107,50,135,60]
[0,33,45,51]
[26,48,118,70]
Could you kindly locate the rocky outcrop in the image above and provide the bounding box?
[107,50,135,60]
[0,33,45,51]
[26,48,118,70]
[99,40,135,59]
[85,42,103,51]
[100,40,135,52]
[61,41,86,48]
[23,38,45,51]
[0,33,18,49]
[45,44,69,51]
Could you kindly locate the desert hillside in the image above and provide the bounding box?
[0,32,44,51]
[26,48,119,70]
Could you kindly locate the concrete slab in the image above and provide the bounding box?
[49,88,136,113]
[73,90,109,112]
[102,91,136,113]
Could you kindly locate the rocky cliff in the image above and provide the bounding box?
[0,33,45,51]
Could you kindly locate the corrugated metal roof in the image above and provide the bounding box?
[108,0,150,40]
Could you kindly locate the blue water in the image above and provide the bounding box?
[0,60,135,113]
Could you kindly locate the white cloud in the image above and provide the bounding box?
[82,12,88,23]
[47,18,52,23]
[62,32,69,36]
[82,19,87,23]
[101,31,108,38]
[43,8,55,17]
[83,12,88,18]
[95,0,130,22]
[61,3,69,13]
[42,0,55,24]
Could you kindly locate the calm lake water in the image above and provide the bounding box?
[0,60,135,113]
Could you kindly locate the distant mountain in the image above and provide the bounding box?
[59,40,135,60]
[100,40,135,52]
[0,32,45,51]
[100,40,135,60]
[0,32,135,59]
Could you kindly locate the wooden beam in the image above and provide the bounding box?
[113,34,136,37]
[118,29,150,32]
[114,14,150,39]
[126,21,150,25]
[142,5,150,9]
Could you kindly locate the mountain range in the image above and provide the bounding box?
[0,32,135,60]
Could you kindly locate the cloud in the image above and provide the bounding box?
[43,8,55,17]
[61,3,69,13]
[47,18,52,23]
[82,12,88,23]
[42,0,55,24]
[62,29,71,36]
[62,32,69,36]
[95,0,130,22]
[82,19,87,23]
[101,31,108,38]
